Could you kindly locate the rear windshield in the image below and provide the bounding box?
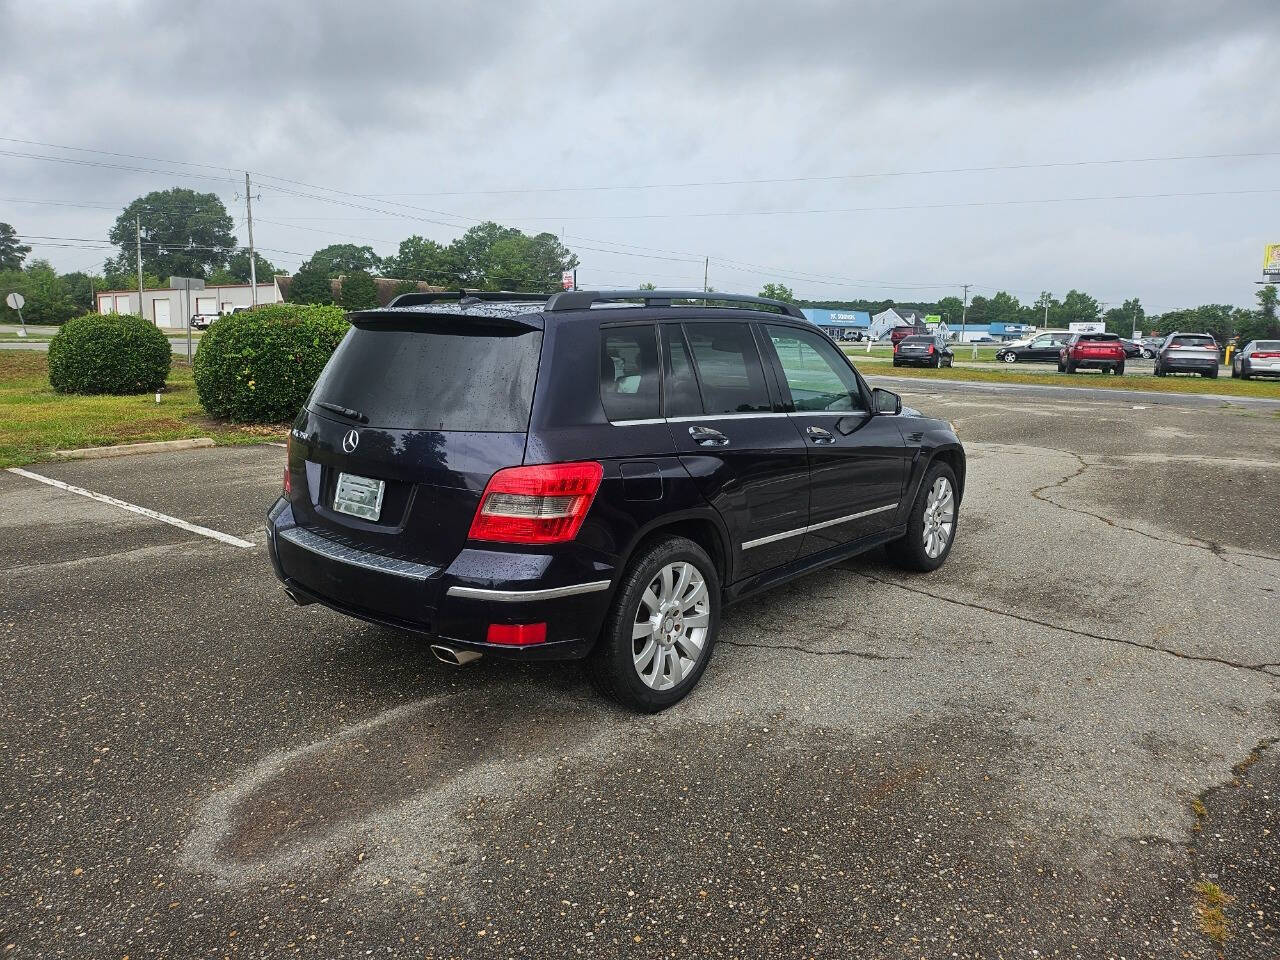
[1170,335,1215,347]
[901,336,934,344]
[308,323,542,432]
[1253,341,1280,350]
[1079,333,1119,341]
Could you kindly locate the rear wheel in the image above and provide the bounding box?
[1241,363,1251,380]
[1154,363,1166,377]
[587,536,719,713]
[1204,368,1218,379]
[886,462,958,572]
[1114,361,1125,375]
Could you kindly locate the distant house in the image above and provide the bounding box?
[800,307,871,340]
[96,279,284,329]
[869,307,929,340]
[274,275,444,306]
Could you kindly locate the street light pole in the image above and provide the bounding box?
[244,172,258,306]
[135,215,145,320]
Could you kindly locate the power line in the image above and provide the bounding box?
[359,150,1280,197]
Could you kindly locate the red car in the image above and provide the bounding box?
[1057,332,1126,375]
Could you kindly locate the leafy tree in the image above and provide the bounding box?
[1058,290,1101,326]
[446,222,578,291]
[60,271,100,313]
[985,291,1021,326]
[936,296,963,326]
[106,189,235,279]
[207,250,277,285]
[287,264,335,304]
[0,222,31,270]
[758,282,796,302]
[637,282,657,291]
[1103,297,1145,336]
[385,235,454,284]
[304,243,381,278]
[963,294,989,326]
[1236,285,1280,345]
[3,260,78,325]
[339,270,379,309]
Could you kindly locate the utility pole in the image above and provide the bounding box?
[960,283,970,343]
[244,172,258,306]
[703,257,709,293]
[135,215,145,320]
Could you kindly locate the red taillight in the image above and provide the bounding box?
[1254,351,1280,359]
[283,435,294,495]
[486,622,547,646]
[926,344,935,354]
[468,461,603,544]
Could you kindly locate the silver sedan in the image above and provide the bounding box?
[1231,339,1280,379]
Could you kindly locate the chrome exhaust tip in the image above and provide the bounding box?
[430,643,482,666]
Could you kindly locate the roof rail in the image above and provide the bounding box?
[386,289,554,308]
[544,289,806,320]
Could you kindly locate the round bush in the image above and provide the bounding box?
[193,303,349,422]
[47,312,172,395]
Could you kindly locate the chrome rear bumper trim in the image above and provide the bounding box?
[446,580,612,602]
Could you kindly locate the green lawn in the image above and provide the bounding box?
[845,351,1280,398]
[0,352,286,468]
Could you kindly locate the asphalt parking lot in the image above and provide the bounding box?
[1,381,1277,958]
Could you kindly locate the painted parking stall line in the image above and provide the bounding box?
[6,467,255,549]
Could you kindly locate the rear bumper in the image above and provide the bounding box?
[1067,356,1123,368]
[265,499,615,661]
[1163,357,1218,372]
[893,354,940,366]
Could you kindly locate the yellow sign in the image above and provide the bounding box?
[1264,243,1280,278]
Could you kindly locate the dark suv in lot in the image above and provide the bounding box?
[266,290,965,711]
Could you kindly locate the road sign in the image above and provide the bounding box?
[5,292,24,310]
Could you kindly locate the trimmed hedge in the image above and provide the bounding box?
[47,312,172,394]
[193,302,349,422]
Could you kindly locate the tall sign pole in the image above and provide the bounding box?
[245,172,258,306]
[135,215,145,319]
[960,283,970,342]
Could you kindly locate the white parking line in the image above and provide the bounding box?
[6,467,255,549]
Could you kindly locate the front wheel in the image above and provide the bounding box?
[1002,353,1017,363]
[587,536,719,713]
[1065,360,1077,374]
[886,463,958,572]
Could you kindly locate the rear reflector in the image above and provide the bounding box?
[486,622,547,646]
[469,461,604,544]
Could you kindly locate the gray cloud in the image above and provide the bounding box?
[2,0,1278,310]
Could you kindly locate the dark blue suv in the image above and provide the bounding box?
[267,290,964,711]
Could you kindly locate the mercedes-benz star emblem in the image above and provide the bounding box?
[342,429,360,453]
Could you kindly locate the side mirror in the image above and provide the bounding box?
[872,387,901,415]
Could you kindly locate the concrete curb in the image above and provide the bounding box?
[50,438,216,461]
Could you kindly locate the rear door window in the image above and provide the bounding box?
[600,325,660,421]
[308,322,542,432]
[661,324,704,418]
[681,321,773,415]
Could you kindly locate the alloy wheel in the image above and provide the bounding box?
[632,561,710,690]
[922,476,955,559]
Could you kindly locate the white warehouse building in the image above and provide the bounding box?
[96,279,284,329]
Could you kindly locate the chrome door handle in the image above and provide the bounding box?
[806,425,836,445]
[688,425,729,447]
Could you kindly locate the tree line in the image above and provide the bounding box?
[756,282,1280,345]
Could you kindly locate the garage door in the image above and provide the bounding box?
[195,296,216,316]
[115,295,132,313]
[153,298,171,327]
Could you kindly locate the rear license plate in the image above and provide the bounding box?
[333,472,385,521]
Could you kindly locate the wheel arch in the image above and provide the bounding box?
[620,509,734,589]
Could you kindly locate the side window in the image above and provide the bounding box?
[600,325,660,422]
[661,323,703,418]
[682,322,773,415]
[764,325,864,412]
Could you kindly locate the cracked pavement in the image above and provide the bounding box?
[1,381,1277,958]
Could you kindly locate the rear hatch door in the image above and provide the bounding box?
[288,311,543,573]
[1165,335,1218,364]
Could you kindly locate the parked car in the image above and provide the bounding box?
[1154,332,1220,378]
[1231,339,1280,379]
[995,330,1072,363]
[190,313,218,330]
[1139,337,1164,359]
[971,336,995,343]
[893,334,954,368]
[1057,332,1126,375]
[266,289,965,712]
[890,325,923,347]
[1118,338,1142,358]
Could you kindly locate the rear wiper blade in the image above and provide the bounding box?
[316,401,368,423]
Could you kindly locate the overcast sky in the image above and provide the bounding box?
[2,0,1277,312]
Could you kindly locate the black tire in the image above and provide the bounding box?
[1240,364,1251,381]
[932,354,942,368]
[1002,353,1017,363]
[587,535,720,713]
[1057,361,1066,373]
[1065,360,1077,374]
[945,355,954,368]
[1114,362,1125,375]
[1205,367,1218,379]
[885,461,959,573]
[1154,363,1165,377]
